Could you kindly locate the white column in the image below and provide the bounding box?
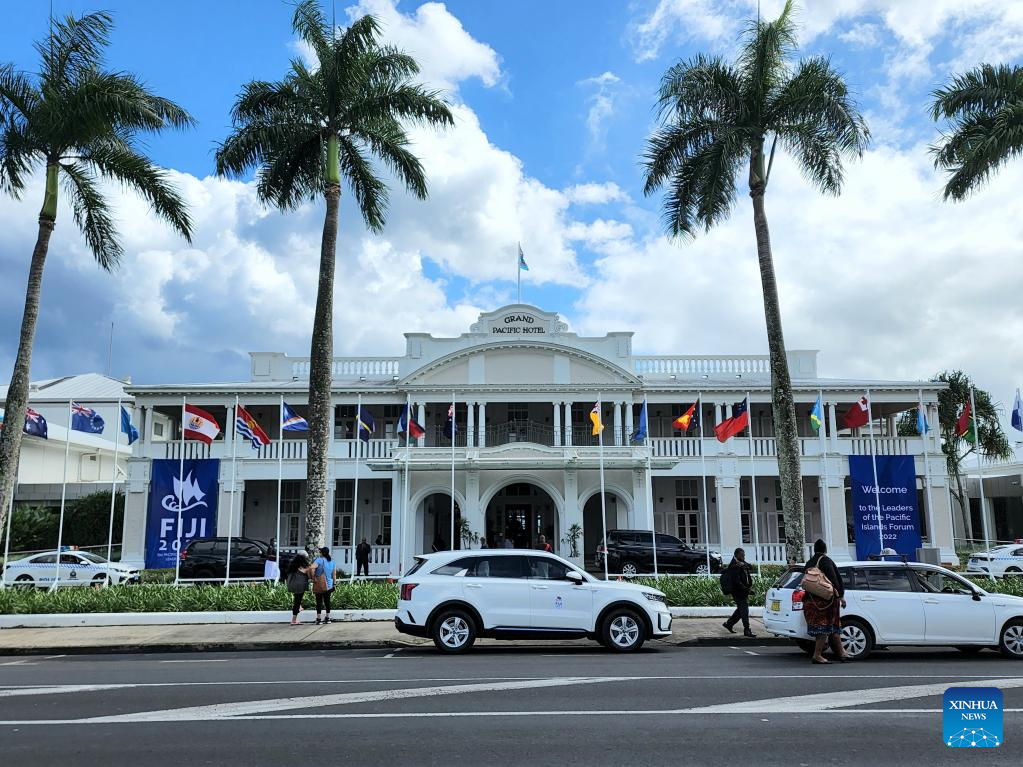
[417,402,426,447]
[563,468,582,566]
[827,402,839,453]
[388,472,402,575]
[477,402,486,448]
[564,402,573,446]
[716,476,741,555]
[553,401,562,446]
[613,402,622,446]
[464,469,482,548]
[467,402,475,449]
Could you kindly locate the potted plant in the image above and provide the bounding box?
[561,523,583,558]
[459,518,480,549]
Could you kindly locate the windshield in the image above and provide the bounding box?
[916,568,979,595]
[77,552,109,564]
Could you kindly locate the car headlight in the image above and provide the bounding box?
[643,591,665,603]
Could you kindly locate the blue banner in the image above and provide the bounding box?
[849,455,921,560]
[145,459,219,569]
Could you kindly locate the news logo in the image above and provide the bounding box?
[944,687,1002,747]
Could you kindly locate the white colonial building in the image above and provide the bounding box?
[118,305,957,573]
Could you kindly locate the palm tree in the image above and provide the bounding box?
[642,1,869,563]
[0,11,193,540]
[931,64,1023,200]
[216,1,453,551]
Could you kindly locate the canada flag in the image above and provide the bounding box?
[842,396,870,429]
[184,404,221,444]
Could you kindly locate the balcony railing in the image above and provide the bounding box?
[633,355,770,376]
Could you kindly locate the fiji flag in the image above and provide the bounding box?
[281,402,308,432]
[357,407,375,443]
[71,402,105,434]
[120,406,139,445]
[631,400,648,443]
[24,408,48,439]
[916,405,929,436]
[518,242,529,271]
[1013,389,1022,433]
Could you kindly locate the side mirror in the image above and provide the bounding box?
[972,590,982,601]
[566,571,584,586]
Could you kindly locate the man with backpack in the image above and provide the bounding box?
[721,547,756,638]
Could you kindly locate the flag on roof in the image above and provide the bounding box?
[590,403,604,437]
[236,404,271,449]
[1012,389,1022,433]
[916,405,929,436]
[120,406,139,445]
[810,395,824,433]
[184,404,220,445]
[397,403,425,440]
[714,399,749,442]
[281,402,308,432]
[518,242,529,271]
[672,402,697,432]
[24,408,48,439]
[357,407,375,444]
[956,399,975,445]
[631,400,648,443]
[71,402,105,434]
[842,396,870,429]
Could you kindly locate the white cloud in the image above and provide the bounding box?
[564,182,631,205]
[629,0,737,63]
[578,72,621,152]
[838,22,881,48]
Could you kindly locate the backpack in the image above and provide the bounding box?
[719,566,734,595]
[286,570,309,595]
[802,557,835,599]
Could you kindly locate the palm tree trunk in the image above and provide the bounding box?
[304,183,340,552]
[0,214,57,544]
[953,471,973,542]
[749,184,805,565]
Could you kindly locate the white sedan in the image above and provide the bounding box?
[2,550,140,588]
[764,561,1023,660]
[966,544,1023,578]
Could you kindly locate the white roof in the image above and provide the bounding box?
[0,373,133,405]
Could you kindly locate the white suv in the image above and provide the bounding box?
[764,561,1023,660]
[395,550,672,653]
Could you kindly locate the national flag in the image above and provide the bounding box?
[590,403,604,436]
[916,405,929,436]
[0,407,4,431]
[443,404,457,440]
[631,400,648,443]
[357,407,375,443]
[24,408,48,439]
[714,399,749,442]
[184,404,220,445]
[236,404,271,449]
[672,402,697,432]
[71,401,105,434]
[1013,389,1022,433]
[120,406,139,445]
[397,403,425,439]
[281,402,308,432]
[956,400,975,445]
[842,396,870,429]
[810,395,824,433]
[518,242,529,271]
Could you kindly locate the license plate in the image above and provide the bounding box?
[770,599,781,612]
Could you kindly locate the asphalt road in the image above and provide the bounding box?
[1,640,1021,766]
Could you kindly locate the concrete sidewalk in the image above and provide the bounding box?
[0,616,776,655]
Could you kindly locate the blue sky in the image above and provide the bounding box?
[1,0,1022,425]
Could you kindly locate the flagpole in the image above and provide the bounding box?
[865,388,885,556]
[106,396,123,566]
[817,390,832,554]
[225,396,239,585]
[643,397,658,579]
[918,388,936,549]
[516,243,521,304]
[276,395,284,563]
[746,393,761,576]
[399,393,412,575]
[351,394,362,581]
[449,391,456,552]
[597,394,609,581]
[970,385,993,581]
[50,399,73,591]
[174,395,185,586]
[698,392,711,576]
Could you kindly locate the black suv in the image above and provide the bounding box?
[596,530,722,576]
[179,537,297,581]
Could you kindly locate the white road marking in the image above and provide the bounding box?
[0,661,36,667]
[0,684,130,699]
[743,651,759,656]
[159,659,233,664]
[383,649,402,659]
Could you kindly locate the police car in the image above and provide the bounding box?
[2,550,140,588]
[967,544,1023,578]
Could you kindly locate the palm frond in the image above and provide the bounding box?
[338,136,387,231]
[59,161,121,269]
[291,0,333,69]
[737,0,797,112]
[255,132,324,210]
[35,11,113,90]
[931,63,1023,120]
[352,119,427,199]
[0,65,42,195]
[656,54,744,124]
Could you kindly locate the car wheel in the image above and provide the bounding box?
[795,639,815,655]
[601,609,645,653]
[620,561,640,577]
[839,618,873,660]
[431,609,477,654]
[91,574,110,588]
[694,563,711,576]
[999,619,1023,659]
[955,645,984,655]
[1005,567,1022,577]
[14,574,35,589]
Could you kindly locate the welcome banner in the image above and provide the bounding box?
[145,459,220,569]
[849,455,922,560]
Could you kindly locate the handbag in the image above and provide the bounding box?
[803,557,835,600]
[286,570,308,595]
[312,562,329,594]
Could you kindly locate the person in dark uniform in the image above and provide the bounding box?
[722,547,756,637]
[355,537,372,577]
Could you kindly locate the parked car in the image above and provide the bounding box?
[966,544,1023,578]
[2,550,140,588]
[395,549,672,653]
[595,529,722,575]
[178,537,298,582]
[763,561,1023,660]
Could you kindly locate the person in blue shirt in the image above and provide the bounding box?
[312,547,337,625]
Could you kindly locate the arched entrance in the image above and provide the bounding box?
[420,493,461,552]
[583,492,622,565]
[485,483,559,551]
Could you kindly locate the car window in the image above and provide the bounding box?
[656,533,683,546]
[916,569,975,595]
[31,554,57,565]
[866,568,917,592]
[772,568,804,589]
[78,552,108,564]
[1014,548,1023,557]
[527,556,574,581]
[60,554,84,565]
[231,543,259,557]
[432,557,477,576]
[842,568,869,590]
[188,541,214,554]
[468,555,528,579]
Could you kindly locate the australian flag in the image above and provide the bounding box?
[71,402,105,434]
[24,408,48,439]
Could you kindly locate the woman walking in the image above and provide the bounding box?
[804,539,848,664]
[286,552,313,626]
[312,547,337,625]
